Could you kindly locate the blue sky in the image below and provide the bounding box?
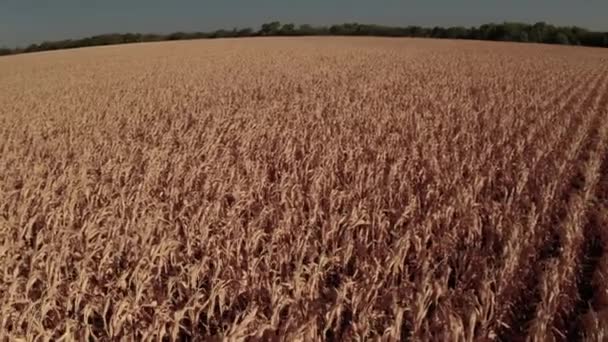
[1,0,606,47]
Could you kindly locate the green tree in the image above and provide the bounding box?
[260,22,281,36]
[237,28,254,37]
[445,26,468,39]
[280,23,296,35]
[530,22,552,43]
[168,32,189,40]
[297,24,315,35]
[554,32,570,45]
[0,47,12,56]
[6,21,608,55]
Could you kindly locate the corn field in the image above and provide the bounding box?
[1,37,608,341]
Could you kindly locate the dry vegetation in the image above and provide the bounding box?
[1,37,608,341]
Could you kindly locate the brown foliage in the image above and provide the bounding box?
[1,38,608,341]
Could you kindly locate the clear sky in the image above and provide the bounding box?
[1,0,606,47]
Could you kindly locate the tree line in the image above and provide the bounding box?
[2,21,607,56]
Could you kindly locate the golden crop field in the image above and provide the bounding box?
[1,37,608,341]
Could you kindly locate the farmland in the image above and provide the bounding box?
[1,37,607,340]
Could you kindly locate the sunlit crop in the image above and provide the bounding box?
[1,37,607,340]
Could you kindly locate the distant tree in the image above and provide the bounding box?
[280,23,296,35]
[329,24,342,35]
[122,33,143,43]
[168,32,189,40]
[210,29,235,38]
[0,47,12,56]
[499,22,526,41]
[569,27,588,45]
[297,24,314,35]
[141,33,164,42]
[529,22,550,43]
[445,26,468,39]
[24,43,40,53]
[406,26,428,37]
[554,32,570,45]
[297,24,327,36]
[5,21,608,56]
[429,27,441,38]
[330,23,361,35]
[237,28,254,37]
[260,21,282,36]
[477,24,496,40]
